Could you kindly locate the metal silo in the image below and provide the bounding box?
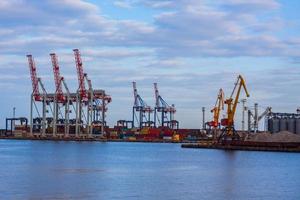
[287,118,296,134]
[296,118,300,134]
[279,118,287,132]
[267,119,273,133]
[272,118,280,133]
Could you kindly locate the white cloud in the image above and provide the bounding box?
[113,1,132,9]
[141,0,174,8]
[222,0,280,11]
[84,48,153,59]
[0,0,300,128]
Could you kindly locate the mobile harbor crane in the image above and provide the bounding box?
[206,88,224,138]
[207,88,224,128]
[220,75,250,140]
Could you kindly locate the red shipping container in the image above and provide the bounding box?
[149,128,161,135]
[163,129,174,136]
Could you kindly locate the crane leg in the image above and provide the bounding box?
[218,126,240,142]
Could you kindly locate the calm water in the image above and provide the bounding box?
[0,140,300,200]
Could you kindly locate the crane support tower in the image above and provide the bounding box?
[27,54,54,137]
[153,83,178,129]
[132,82,154,128]
[50,53,77,137]
[73,49,111,137]
[220,75,250,140]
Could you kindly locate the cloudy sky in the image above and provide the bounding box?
[0,0,300,129]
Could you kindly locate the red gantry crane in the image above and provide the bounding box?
[27,54,51,136]
[27,55,42,102]
[50,53,75,136]
[73,49,90,136]
[27,49,111,138]
[73,49,112,136]
[73,49,88,101]
[50,53,65,103]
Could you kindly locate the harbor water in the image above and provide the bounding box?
[0,139,300,200]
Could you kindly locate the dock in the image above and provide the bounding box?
[181,141,300,153]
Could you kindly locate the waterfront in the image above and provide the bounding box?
[0,140,299,200]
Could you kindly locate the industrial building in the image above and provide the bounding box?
[267,112,300,134]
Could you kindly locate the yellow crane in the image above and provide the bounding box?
[208,88,224,128]
[221,75,250,140]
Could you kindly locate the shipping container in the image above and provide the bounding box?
[149,128,161,136]
[162,128,173,136]
[163,136,172,140]
[140,127,150,134]
[172,134,180,141]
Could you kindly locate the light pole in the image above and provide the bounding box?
[241,99,246,131]
[12,107,16,131]
[202,107,205,130]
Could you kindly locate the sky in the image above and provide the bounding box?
[0,0,300,129]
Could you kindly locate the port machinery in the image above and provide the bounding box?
[73,49,111,137]
[27,54,53,137]
[153,83,178,129]
[220,75,250,140]
[118,82,179,130]
[206,88,224,137]
[132,81,154,128]
[27,49,111,138]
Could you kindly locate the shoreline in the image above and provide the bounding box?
[2,135,300,153]
[181,141,300,153]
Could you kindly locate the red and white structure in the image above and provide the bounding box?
[27,54,53,137]
[27,50,111,138]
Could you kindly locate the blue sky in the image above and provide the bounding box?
[0,0,300,129]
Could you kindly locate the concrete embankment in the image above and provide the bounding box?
[181,141,300,153]
[0,135,184,143]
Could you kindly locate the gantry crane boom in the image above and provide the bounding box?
[27,55,42,101]
[132,82,153,128]
[154,83,160,108]
[50,53,65,102]
[73,49,87,100]
[154,83,176,112]
[209,88,224,128]
[133,81,139,107]
[221,75,250,138]
[132,82,151,110]
[153,83,177,128]
[229,75,249,125]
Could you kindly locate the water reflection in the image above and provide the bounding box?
[0,140,299,200]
